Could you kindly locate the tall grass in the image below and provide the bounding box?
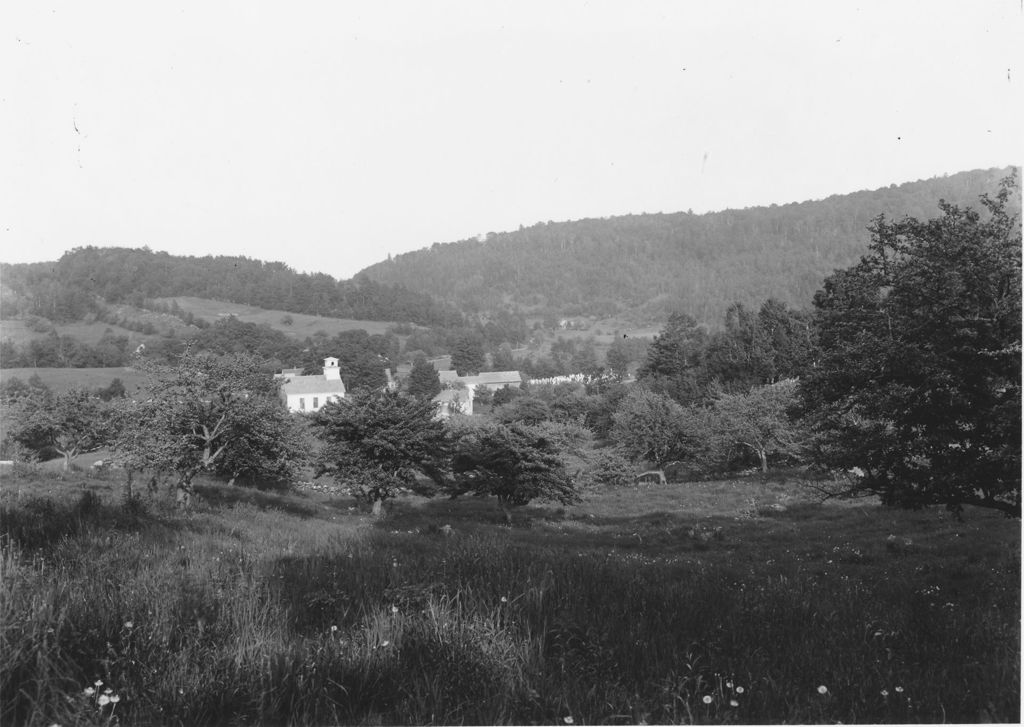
[1,478,1019,725]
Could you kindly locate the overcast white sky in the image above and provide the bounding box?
[2,1,1021,280]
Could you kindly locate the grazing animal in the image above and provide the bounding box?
[633,470,667,485]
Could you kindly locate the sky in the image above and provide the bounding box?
[2,1,1022,280]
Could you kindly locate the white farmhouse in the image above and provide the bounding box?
[437,370,523,396]
[433,388,473,418]
[431,369,521,418]
[276,357,347,413]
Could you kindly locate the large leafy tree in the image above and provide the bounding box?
[801,175,1021,516]
[211,402,309,487]
[448,420,580,523]
[405,354,442,399]
[314,388,449,515]
[450,331,486,376]
[637,312,707,404]
[611,387,702,471]
[6,387,108,472]
[107,397,185,499]
[705,379,806,473]
[125,350,305,506]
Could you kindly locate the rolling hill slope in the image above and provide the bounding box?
[151,297,399,338]
[360,167,1018,325]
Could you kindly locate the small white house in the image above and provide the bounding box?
[276,357,347,413]
[433,387,473,418]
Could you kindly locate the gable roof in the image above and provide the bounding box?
[279,375,347,396]
[467,371,522,386]
[440,370,522,387]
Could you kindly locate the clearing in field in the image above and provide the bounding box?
[1,471,1018,725]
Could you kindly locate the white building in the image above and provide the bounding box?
[437,370,523,396]
[433,387,473,418]
[276,357,347,413]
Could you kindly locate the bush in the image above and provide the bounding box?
[581,448,634,489]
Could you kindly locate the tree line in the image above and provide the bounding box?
[0,247,464,327]
[361,167,1018,325]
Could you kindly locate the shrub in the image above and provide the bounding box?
[581,449,634,489]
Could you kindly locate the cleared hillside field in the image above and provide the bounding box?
[0,320,149,348]
[153,297,399,338]
[1,304,201,348]
[0,367,149,395]
[1,472,1017,725]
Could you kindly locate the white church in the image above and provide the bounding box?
[276,357,347,413]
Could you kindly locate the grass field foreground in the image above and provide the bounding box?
[1,471,1018,725]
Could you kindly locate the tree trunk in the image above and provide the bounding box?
[758,449,768,473]
[498,497,513,525]
[176,471,196,508]
[371,497,383,517]
[60,451,72,473]
[124,469,134,501]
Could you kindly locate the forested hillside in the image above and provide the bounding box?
[360,167,1018,324]
[0,248,463,328]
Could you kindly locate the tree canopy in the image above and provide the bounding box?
[406,354,442,399]
[611,387,701,470]
[314,388,450,515]
[800,175,1021,516]
[5,387,108,471]
[359,167,1016,324]
[119,350,305,505]
[705,379,805,473]
[449,420,580,523]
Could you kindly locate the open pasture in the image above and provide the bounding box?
[0,320,148,348]
[1,472,1018,725]
[153,297,400,338]
[0,367,150,396]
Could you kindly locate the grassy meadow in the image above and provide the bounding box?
[152,297,398,338]
[1,469,1018,725]
[0,368,151,397]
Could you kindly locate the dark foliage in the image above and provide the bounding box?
[449,421,580,519]
[360,168,1019,324]
[0,247,464,327]
[1,329,134,368]
[450,330,486,376]
[314,389,450,513]
[800,175,1021,516]
[405,354,442,399]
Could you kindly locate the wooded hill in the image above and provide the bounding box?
[0,248,464,328]
[359,167,1019,325]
